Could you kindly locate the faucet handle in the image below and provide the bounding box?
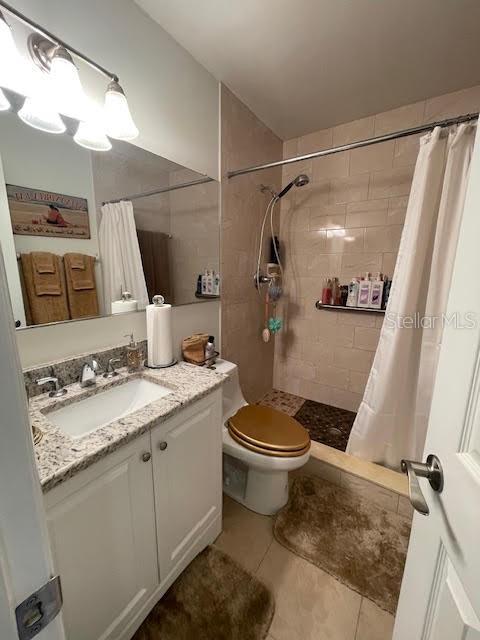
[80,361,99,387]
[104,358,121,378]
[36,376,67,398]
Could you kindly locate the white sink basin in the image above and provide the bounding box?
[47,378,172,439]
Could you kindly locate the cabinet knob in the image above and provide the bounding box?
[141,452,151,462]
[159,441,168,451]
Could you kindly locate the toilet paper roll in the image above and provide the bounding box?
[146,302,173,367]
[111,299,138,314]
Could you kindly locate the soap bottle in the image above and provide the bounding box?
[369,273,384,309]
[321,278,332,305]
[346,278,359,307]
[357,273,372,308]
[205,336,216,367]
[124,333,143,372]
[213,271,220,296]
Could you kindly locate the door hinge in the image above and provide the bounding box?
[15,575,63,640]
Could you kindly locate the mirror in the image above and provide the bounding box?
[0,111,220,329]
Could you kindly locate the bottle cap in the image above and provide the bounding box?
[152,294,165,306]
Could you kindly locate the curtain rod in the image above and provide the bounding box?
[227,112,479,179]
[102,176,215,205]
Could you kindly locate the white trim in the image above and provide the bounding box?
[0,242,65,639]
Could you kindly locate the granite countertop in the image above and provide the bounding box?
[31,362,226,493]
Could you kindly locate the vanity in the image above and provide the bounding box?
[31,361,224,640]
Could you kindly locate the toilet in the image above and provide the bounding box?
[214,359,311,515]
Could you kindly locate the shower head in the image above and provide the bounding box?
[276,174,310,199]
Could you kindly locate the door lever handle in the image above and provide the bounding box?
[400,454,443,516]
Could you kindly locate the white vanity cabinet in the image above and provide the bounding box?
[44,432,158,640]
[151,389,223,580]
[43,387,223,640]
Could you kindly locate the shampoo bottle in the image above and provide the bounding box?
[357,273,372,308]
[346,278,359,307]
[369,273,384,309]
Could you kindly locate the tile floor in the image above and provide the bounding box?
[215,494,395,640]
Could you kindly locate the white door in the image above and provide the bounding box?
[151,390,222,580]
[0,247,65,639]
[44,433,158,640]
[393,126,480,638]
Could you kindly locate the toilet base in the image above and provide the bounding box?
[223,453,289,515]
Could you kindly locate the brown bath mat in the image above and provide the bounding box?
[132,546,274,640]
[274,475,411,614]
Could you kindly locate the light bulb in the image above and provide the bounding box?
[74,120,112,151]
[0,87,10,110]
[103,80,138,141]
[18,96,66,134]
[49,47,88,120]
[0,11,25,92]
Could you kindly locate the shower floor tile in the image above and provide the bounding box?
[258,389,306,416]
[258,390,357,451]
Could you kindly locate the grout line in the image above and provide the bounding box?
[254,531,275,575]
[353,596,364,640]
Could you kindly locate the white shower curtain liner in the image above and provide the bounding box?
[346,123,477,469]
[99,200,149,313]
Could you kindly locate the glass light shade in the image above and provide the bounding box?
[0,14,25,91]
[0,87,10,110]
[18,96,66,134]
[74,120,112,151]
[49,51,88,120]
[103,82,138,140]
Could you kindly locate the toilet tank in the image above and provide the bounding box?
[213,359,247,422]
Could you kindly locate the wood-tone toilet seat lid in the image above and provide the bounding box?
[227,405,310,453]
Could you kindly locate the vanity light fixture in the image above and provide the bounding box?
[74,119,112,152]
[18,94,66,134]
[103,80,139,141]
[0,9,24,91]
[29,35,88,121]
[0,1,139,149]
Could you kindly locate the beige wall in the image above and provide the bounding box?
[274,85,480,411]
[169,169,220,306]
[220,85,282,402]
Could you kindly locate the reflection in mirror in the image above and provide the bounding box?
[0,111,220,329]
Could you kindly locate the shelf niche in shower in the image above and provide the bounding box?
[315,301,386,315]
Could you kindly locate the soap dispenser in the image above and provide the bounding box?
[124,333,143,372]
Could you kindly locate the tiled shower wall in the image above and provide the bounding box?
[221,85,282,402]
[274,84,480,412]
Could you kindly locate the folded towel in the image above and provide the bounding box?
[67,253,86,270]
[20,253,70,325]
[31,251,55,274]
[64,253,94,290]
[30,252,61,295]
[64,253,99,319]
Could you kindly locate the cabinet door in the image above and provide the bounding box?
[152,390,222,579]
[44,434,158,640]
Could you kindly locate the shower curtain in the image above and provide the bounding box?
[99,201,149,313]
[346,123,477,469]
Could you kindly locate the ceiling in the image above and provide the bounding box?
[134,0,480,140]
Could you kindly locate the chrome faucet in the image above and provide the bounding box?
[36,376,67,398]
[80,360,100,387]
[103,358,121,378]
